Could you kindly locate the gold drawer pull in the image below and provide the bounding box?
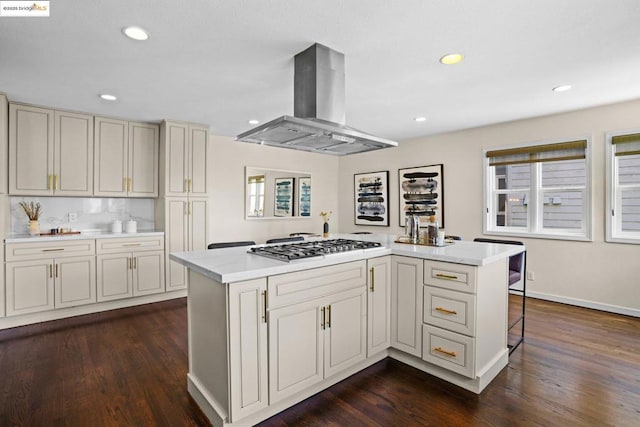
[435,307,457,315]
[435,273,458,280]
[434,347,457,357]
[42,248,65,252]
[123,243,142,247]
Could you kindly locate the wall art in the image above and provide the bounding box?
[274,177,294,217]
[354,171,389,226]
[298,177,311,217]
[398,164,444,228]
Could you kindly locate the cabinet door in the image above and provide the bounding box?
[128,122,159,197]
[367,256,391,356]
[228,278,268,422]
[0,244,5,317]
[5,259,54,316]
[164,122,188,196]
[54,255,96,308]
[323,287,367,378]
[94,117,128,196]
[9,104,54,195]
[54,110,94,195]
[188,199,208,251]
[391,256,424,357]
[0,94,8,194]
[132,250,165,296]
[268,298,323,404]
[96,253,132,301]
[165,199,188,291]
[188,125,208,196]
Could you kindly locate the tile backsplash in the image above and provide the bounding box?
[9,197,155,235]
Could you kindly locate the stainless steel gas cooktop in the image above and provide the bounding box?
[249,238,383,262]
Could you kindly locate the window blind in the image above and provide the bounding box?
[486,140,587,166]
[612,133,640,157]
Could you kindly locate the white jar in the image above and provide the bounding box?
[111,220,122,233]
[125,220,137,233]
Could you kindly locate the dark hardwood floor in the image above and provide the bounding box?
[1,296,638,426]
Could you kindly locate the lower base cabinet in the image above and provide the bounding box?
[97,250,164,301]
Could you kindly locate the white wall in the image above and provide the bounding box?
[208,135,339,244]
[337,99,640,316]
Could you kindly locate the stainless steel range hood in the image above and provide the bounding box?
[235,43,398,155]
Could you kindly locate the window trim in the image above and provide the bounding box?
[483,137,592,242]
[606,129,640,244]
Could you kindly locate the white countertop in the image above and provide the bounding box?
[4,231,164,244]
[169,233,524,284]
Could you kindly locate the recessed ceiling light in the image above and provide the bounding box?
[414,117,427,122]
[552,84,572,92]
[100,94,117,101]
[440,53,464,65]
[122,26,149,41]
[248,119,260,125]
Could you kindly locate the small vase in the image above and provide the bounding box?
[29,220,40,236]
[323,222,329,238]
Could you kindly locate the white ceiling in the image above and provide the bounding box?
[2,0,640,144]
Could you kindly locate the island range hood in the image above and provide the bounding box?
[235,43,398,155]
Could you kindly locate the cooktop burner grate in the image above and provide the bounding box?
[249,238,382,262]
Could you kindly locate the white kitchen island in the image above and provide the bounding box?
[170,234,523,427]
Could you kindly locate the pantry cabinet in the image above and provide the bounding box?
[9,104,94,196]
[160,121,208,197]
[94,117,158,197]
[4,240,96,316]
[162,198,208,291]
[96,236,165,301]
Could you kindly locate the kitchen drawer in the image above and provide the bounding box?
[96,236,164,254]
[422,324,475,379]
[5,240,95,262]
[268,260,366,308]
[423,260,476,294]
[423,286,476,337]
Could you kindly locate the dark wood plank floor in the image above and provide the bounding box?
[1,296,638,426]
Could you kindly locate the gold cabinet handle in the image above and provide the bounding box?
[124,177,128,192]
[133,257,137,269]
[188,201,192,215]
[49,264,53,278]
[184,178,189,193]
[261,290,267,323]
[123,243,141,247]
[189,178,193,192]
[55,264,58,278]
[435,273,458,280]
[54,174,59,190]
[434,347,457,357]
[321,306,326,330]
[128,177,132,192]
[326,305,331,328]
[369,267,375,292]
[42,248,65,252]
[48,174,53,190]
[128,257,132,269]
[435,307,458,315]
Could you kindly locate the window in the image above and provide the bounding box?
[247,175,265,217]
[606,132,640,243]
[484,139,590,240]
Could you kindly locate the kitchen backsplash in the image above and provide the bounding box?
[9,197,155,235]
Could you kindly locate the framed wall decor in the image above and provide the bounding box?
[297,176,311,217]
[398,164,444,228]
[274,177,294,217]
[354,171,390,226]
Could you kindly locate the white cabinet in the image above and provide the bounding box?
[4,240,96,316]
[267,262,367,404]
[94,117,158,197]
[367,256,391,357]
[0,243,4,317]
[160,121,208,197]
[96,236,165,301]
[162,198,208,291]
[9,104,93,196]
[390,255,423,357]
[0,94,8,194]
[228,278,269,422]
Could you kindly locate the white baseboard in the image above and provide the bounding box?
[526,290,640,318]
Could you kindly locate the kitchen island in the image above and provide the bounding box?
[170,234,523,427]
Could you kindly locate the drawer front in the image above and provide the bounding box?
[268,260,366,308]
[422,324,475,378]
[423,260,476,293]
[6,240,95,261]
[96,236,164,254]
[423,286,476,337]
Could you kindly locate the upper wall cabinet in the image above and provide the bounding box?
[9,104,94,196]
[0,94,7,194]
[94,117,158,198]
[160,121,208,197]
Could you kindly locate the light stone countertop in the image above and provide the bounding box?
[4,231,164,244]
[169,233,524,284]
